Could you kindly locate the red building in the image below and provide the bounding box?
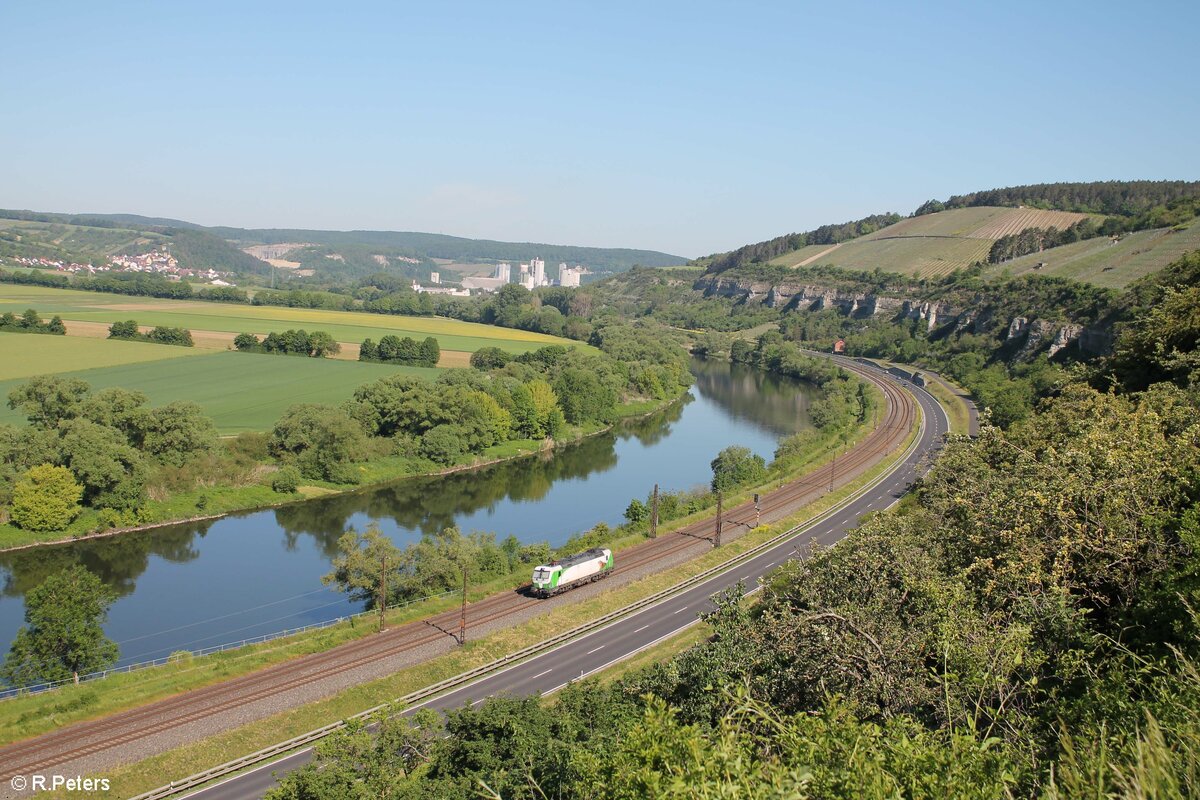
[833,339,846,354]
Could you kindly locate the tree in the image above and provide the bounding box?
[419,336,440,367]
[1,566,119,685]
[140,402,218,465]
[10,465,83,532]
[7,375,90,428]
[46,315,66,334]
[308,330,341,357]
[58,418,148,510]
[358,338,378,361]
[470,346,512,371]
[270,404,368,482]
[108,319,140,339]
[233,332,260,351]
[322,524,403,632]
[554,367,618,425]
[710,446,767,493]
[20,308,42,328]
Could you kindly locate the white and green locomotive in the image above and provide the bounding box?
[531,548,614,597]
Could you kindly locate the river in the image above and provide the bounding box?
[0,359,815,669]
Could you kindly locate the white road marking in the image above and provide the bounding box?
[672,606,688,614]
[634,625,649,633]
[586,645,605,655]
[531,669,553,679]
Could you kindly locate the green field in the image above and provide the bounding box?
[981,218,1200,288]
[0,284,575,354]
[0,346,436,433]
[0,333,205,381]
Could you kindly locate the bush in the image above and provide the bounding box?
[11,464,83,532]
[272,466,302,494]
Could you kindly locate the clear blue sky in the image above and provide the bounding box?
[2,1,1196,257]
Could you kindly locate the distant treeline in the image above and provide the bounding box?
[108,320,194,347]
[914,179,1200,217]
[704,213,903,273]
[0,309,65,335]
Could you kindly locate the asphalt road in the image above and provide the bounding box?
[183,368,951,800]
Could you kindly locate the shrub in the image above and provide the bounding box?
[272,466,302,494]
[11,464,83,532]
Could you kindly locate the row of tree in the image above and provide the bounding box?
[108,320,194,347]
[916,179,1200,217]
[359,335,439,366]
[233,329,341,358]
[0,308,65,335]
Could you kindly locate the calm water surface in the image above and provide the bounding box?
[0,359,814,667]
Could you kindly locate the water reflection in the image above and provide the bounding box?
[0,359,815,664]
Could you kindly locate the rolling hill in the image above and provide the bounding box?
[768,206,1095,278]
[0,209,687,283]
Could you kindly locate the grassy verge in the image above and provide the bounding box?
[920,373,972,436]
[52,408,921,800]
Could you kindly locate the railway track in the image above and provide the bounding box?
[0,359,917,784]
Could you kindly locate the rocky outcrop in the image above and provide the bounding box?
[1048,324,1084,357]
[695,274,1106,360]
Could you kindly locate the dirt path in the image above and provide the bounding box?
[796,242,842,266]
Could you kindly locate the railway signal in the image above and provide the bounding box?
[753,493,761,528]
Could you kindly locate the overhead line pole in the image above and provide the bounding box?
[650,483,659,539]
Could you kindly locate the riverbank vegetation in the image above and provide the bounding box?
[0,320,693,550]
[266,253,1200,800]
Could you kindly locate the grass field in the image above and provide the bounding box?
[0,334,204,381]
[0,348,436,432]
[0,284,576,355]
[981,217,1200,289]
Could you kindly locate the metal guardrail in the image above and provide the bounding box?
[0,590,459,701]
[128,393,925,800]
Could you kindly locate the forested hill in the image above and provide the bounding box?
[0,209,686,274]
[914,179,1200,216]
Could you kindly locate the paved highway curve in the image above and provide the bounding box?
[180,359,954,800]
